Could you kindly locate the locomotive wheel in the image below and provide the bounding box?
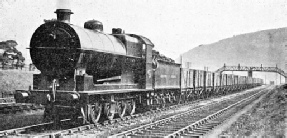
[89,103,102,124]
[117,101,127,118]
[126,100,136,115]
[104,103,116,120]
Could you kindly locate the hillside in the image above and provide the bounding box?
[180,27,287,84]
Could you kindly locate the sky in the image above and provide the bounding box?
[1,0,287,63]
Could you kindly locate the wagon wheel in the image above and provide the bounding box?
[169,93,176,104]
[154,94,161,105]
[117,101,127,118]
[176,93,184,104]
[172,95,177,104]
[104,103,116,120]
[161,97,166,108]
[89,103,102,124]
[166,94,171,104]
[126,100,136,115]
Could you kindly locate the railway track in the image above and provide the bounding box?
[0,97,15,104]
[0,95,43,114]
[0,102,43,114]
[0,97,44,131]
[0,102,44,131]
[110,86,272,138]
[0,100,203,137]
[0,86,267,137]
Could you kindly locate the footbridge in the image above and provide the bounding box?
[215,64,287,82]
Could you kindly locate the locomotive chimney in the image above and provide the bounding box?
[55,0,72,23]
[55,9,73,23]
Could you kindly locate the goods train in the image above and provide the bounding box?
[15,9,263,124]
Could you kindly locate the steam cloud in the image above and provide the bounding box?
[56,0,71,9]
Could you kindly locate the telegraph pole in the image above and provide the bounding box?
[276,64,277,85]
[276,73,277,85]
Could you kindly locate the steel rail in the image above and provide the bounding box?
[109,87,268,138]
[165,87,269,137]
[0,86,265,137]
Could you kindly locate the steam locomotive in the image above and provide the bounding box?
[15,9,263,124]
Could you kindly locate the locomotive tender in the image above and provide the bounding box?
[15,9,263,124]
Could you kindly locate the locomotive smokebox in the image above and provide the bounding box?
[55,9,73,23]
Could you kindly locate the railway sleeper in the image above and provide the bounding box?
[187,130,207,135]
[196,125,215,130]
[129,134,166,138]
[201,122,220,127]
[147,128,180,133]
[148,125,190,131]
[181,132,204,138]
[135,130,171,136]
[192,127,212,132]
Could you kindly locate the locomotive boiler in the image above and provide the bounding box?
[15,8,263,124]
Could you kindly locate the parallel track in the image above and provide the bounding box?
[0,86,266,137]
[110,86,271,138]
[0,97,15,104]
[0,102,44,114]
[0,97,43,114]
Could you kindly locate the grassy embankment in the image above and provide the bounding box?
[221,86,286,137]
[0,70,34,97]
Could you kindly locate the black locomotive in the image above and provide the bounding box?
[15,9,263,124]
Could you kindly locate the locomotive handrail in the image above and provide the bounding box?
[215,64,287,78]
[27,47,78,49]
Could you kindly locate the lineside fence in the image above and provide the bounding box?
[0,63,39,99]
[0,63,38,71]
